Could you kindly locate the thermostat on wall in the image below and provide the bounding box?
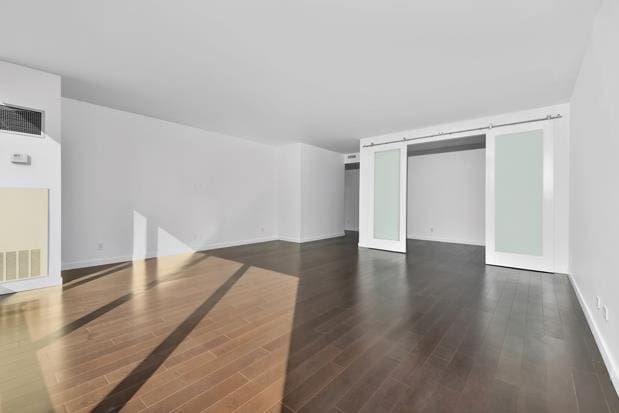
[11,153,31,165]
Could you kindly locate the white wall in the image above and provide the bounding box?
[63,105,345,268]
[62,98,279,269]
[277,143,345,242]
[277,144,301,241]
[300,144,344,241]
[569,0,619,392]
[407,149,485,245]
[344,168,359,231]
[0,61,62,292]
[359,103,570,273]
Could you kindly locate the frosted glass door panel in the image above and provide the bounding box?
[373,149,400,241]
[362,145,406,253]
[495,130,543,255]
[486,120,554,273]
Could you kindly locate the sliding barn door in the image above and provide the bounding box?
[486,122,554,272]
[366,145,407,253]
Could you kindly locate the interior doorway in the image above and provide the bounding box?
[406,134,486,246]
[361,118,557,272]
[344,162,360,233]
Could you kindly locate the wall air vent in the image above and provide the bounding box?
[0,188,49,283]
[0,249,42,281]
[0,104,43,137]
[344,153,360,167]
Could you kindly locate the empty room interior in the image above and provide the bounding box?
[1,1,618,412]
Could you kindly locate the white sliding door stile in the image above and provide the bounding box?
[363,144,407,253]
[486,121,555,272]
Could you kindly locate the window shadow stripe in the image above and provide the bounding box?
[62,263,133,291]
[91,263,250,412]
[34,254,210,349]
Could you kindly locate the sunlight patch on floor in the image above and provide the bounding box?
[3,252,300,412]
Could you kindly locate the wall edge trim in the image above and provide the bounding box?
[279,233,346,244]
[62,235,280,270]
[569,272,619,396]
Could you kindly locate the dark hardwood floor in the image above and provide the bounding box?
[1,233,617,412]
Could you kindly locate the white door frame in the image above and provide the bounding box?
[485,121,555,272]
[361,144,407,253]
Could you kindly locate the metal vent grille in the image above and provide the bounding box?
[30,249,41,277]
[0,105,43,136]
[5,252,17,281]
[0,249,42,282]
[18,250,29,278]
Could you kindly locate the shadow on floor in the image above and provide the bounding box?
[91,264,250,412]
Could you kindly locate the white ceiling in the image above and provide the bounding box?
[1,0,600,153]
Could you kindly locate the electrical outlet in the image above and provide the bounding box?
[595,295,602,309]
[602,305,609,321]
[430,226,435,233]
[97,242,104,251]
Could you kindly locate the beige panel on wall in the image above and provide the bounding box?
[0,188,48,281]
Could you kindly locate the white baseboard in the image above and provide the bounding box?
[0,276,63,294]
[569,273,619,396]
[407,233,485,246]
[198,236,279,250]
[278,233,345,244]
[357,243,406,254]
[300,233,346,243]
[62,235,279,270]
[62,254,135,270]
[63,233,347,269]
[278,235,302,243]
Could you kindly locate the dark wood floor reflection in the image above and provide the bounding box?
[1,233,617,412]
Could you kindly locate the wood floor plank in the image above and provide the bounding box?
[572,369,612,413]
[0,234,616,413]
[283,362,344,411]
[335,356,399,412]
[359,377,409,413]
[140,348,269,409]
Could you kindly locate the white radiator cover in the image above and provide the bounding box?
[0,188,48,281]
